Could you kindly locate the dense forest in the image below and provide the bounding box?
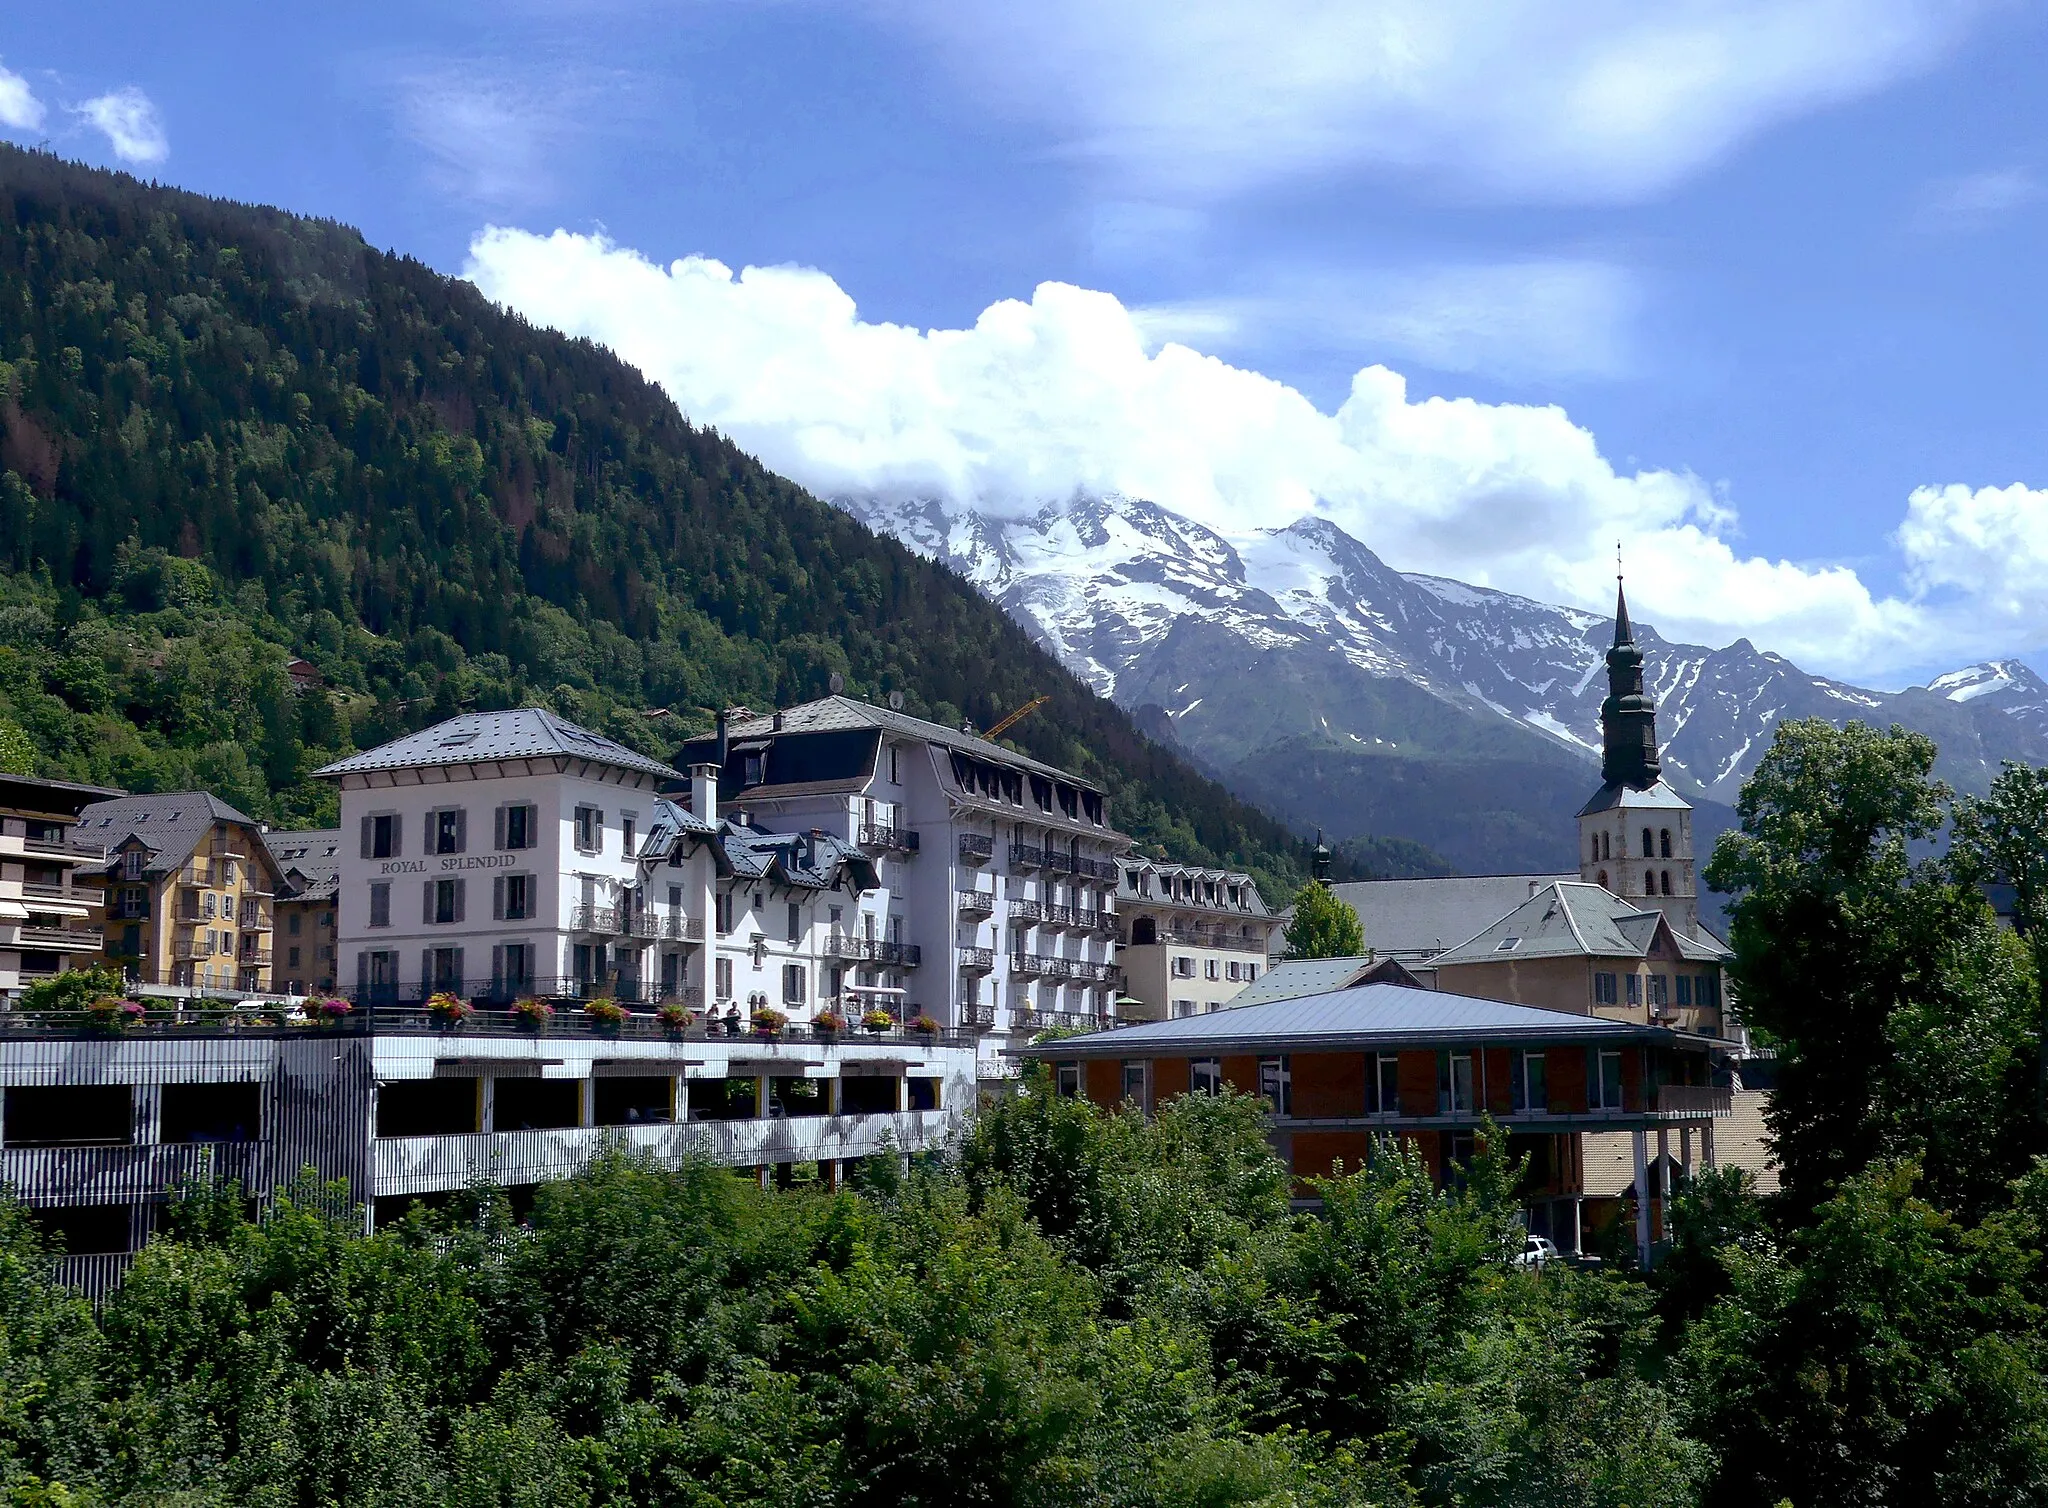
[0,145,1388,898]
[5,716,2048,1506]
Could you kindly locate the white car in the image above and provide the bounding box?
[1514,1235,1560,1269]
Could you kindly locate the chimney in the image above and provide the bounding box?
[714,708,730,768]
[690,762,719,827]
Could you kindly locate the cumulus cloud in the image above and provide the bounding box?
[466,226,2048,680]
[890,0,1991,202]
[79,87,167,165]
[0,62,45,132]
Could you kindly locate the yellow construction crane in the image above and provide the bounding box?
[983,695,1050,740]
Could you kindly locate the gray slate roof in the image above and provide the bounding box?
[721,696,1088,788]
[315,709,680,782]
[636,798,878,894]
[1577,778,1693,818]
[1330,874,1576,959]
[1226,956,1380,1008]
[1426,881,1728,966]
[77,792,265,877]
[1021,981,1661,1058]
[264,828,341,902]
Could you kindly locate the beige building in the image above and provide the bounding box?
[265,829,340,996]
[77,794,287,995]
[1117,860,1278,1020]
[0,774,118,1002]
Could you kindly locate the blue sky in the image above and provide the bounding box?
[8,1,2048,683]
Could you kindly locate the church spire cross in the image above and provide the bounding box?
[1612,542,1634,648]
[1598,546,1660,789]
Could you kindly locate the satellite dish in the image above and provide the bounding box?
[828,672,845,694]
[888,690,905,710]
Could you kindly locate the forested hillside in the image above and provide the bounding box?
[0,145,1357,897]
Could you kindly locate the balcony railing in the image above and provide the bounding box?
[1044,851,1074,875]
[1074,908,1117,934]
[1072,857,1120,883]
[958,946,995,973]
[171,939,218,960]
[622,912,657,939]
[22,882,78,902]
[1009,951,1043,977]
[571,904,621,934]
[1008,844,1044,870]
[958,834,994,864]
[238,948,273,967]
[657,914,706,942]
[1007,897,1044,924]
[1125,926,1268,954]
[957,890,995,918]
[960,1001,997,1029]
[824,933,922,967]
[16,924,104,949]
[22,835,104,860]
[1652,1085,1734,1119]
[858,824,920,854]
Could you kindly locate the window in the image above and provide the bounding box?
[782,964,807,1005]
[288,946,301,968]
[1647,974,1669,1007]
[1204,958,1219,980]
[1495,936,1521,951]
[288,911,302,936]
[1593,971,1618,1005]
[360,949,400,1001]
[1362,1053,1400,1115]
[1626,974,1641,1006]
[1660,870,1673,896]
[1055,1063,1082,1099]
[1190,1058,1222,1096]
[368,882,391,929]
[787,902,801,942]
[1512,1050,1548,1114]
[1258,1057,1291,1116]
[1676,974,1693,1007]
[1121,1060,1149,1105]
[1601,831,1611,860]
[1440,1052,1475,1114]
[161,1082,261,1144]
[427,946,463,992]
[1645,874,1656,896]
[889,745,901,784]
[743,752,764,786]
[427,878,463,925]
[1659,827,1673,858]
[1246,963,1257,982]
[495,874,533,922]
[431,807,466,855]
[1172,998,1198,1017]
[715,892,734,935]
[574,806,603,854]
[122,849,145,880]
[1641,827,1654,858]
[621,816,637,858]
[715,956,734,1000]
[3,1085,133,1147]
[496,943,533,994]
[202,892,217,920]
[1592,1049,1624,1111]
[1225,960,1240,982]
[1698,972,1722,1010]
[493,1078,580,1132]
[365,813,400,859]
[499,803,536,851]
[1171,956,1195,978]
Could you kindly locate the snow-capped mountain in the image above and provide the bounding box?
[839,491,2048,871]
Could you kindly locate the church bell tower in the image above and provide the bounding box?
[1577,578,1699,935]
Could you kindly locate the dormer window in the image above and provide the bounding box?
[743,753,764,786]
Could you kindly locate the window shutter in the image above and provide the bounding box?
[492,944,504,991]
[421,949,433,994]
[454,809,467,854]
[453,947,465,989]
[454,879,467,924]
[423,881,434,925]
[356,951,368,998]
[493,876,506,921]
[494,806,506,851]
[360,815,374,859]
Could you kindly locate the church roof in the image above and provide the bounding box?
[1577,778,1692,817]
[1330,874,1577,960]
[1426,881,1729,966]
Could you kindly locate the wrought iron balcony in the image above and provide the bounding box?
[657,914,707,942]
[958,834,994,864]
[571,904,621,933]
[1007,844,1044,870]
[957,890,995,918]
[1007,897,1044,923]
[958,946,995,973]
[859,824,920,854]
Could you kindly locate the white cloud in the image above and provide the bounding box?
[0,62,45,132]
[1137,259,1641,380]
[1917,167,2040,231]
[78,87,167,165]
[890,0,1990,203]
[465,226,2048,680]
[397,70,558,208]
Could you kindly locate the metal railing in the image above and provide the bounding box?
[960,1001,997,1028]
[1044,851,1074,875]
[823,933,923,967]
[16,924,104,949]
[958,946,995,973]
[1073,857,1120,883]
[1124,926,1268,954]
[858,824,920,854]
[622,912,657,938]
[1008,844,1044,870]
[22,881,78,902]
[22,835,104,860]
[658,914,706,941]
[171,938,219,960]
[1653,1085,1734,1118]
[956,890,995,917]
[1008,897,1044,924]
[571,904,621,934]
[958,834,994,864]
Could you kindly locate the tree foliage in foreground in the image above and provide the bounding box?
[1284,882,1367,961]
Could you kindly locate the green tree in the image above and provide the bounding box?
[19,965,126,1013]
[1951,760,2048,1116]
[1285,881,1365,959]
[0,715,33,774]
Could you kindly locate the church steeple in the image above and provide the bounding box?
[1600,578,1661,789]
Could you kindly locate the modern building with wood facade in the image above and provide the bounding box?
[1022,980,1729,1264]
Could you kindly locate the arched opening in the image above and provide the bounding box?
[1597,869,1609,890]
[1645,874,1656,896]
[1659,828,1672,858]
[1641,827,1655,858]
[1661,870,1672,895]
[1590,834,1600,863]
[1601,832,1611,860]
[1131,916,1157,946]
